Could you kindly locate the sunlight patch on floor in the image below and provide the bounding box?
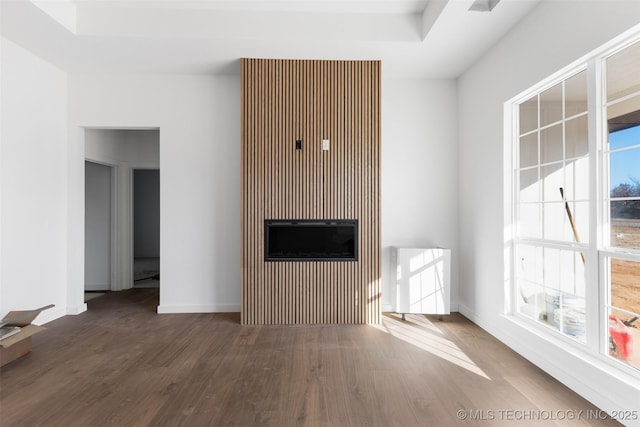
[371,313,491,380]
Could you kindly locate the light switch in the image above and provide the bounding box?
[322,139,330,151]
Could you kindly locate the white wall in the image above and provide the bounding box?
[0,37,71,324]
[381,77,458,311]
[457,1,640,423]
[70,74,241,313]
[69,73,458,315]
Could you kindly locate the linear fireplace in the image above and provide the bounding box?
[265,220,358,261]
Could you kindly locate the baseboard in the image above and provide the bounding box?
[458,304,640,427]
[31,306,70,326]
[84,284,109,291]
[458,303,474,319]
[66,303,88,316]
[381,303,459,313]
[156,304,240,314]
[381,303,394,312]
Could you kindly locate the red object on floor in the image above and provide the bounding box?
[609,315,634,361]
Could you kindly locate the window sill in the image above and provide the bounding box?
[500,312,639,387]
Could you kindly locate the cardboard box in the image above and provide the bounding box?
[0,306,52,367]
[0,325,45,367]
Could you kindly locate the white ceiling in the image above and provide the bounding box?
[1,0,542,77]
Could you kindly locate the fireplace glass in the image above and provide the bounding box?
[265,220,358,261]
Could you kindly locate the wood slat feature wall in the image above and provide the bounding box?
[241,59,381,325]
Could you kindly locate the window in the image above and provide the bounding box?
[603,41,640,370]
[510,34,640,372]
[515,70,589,343]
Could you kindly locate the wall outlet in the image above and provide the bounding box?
[322,139,330,151]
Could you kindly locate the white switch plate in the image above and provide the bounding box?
[322,139,330,150]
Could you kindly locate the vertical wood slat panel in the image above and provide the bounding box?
[241,59,380,324]
[372,62,381,323]
[240,59,247,320]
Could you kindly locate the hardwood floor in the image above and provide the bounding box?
[0,289,619,426]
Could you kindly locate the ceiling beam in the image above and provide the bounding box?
[420,0,449,41]
[76,6,423,43]
[30,0,77,34]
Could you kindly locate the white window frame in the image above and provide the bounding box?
[505,25,640,377]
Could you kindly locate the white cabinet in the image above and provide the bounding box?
[393,247,451,316]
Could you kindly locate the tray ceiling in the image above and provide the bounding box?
[1,0,541,77]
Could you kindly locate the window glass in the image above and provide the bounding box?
[565,157,589,201]
[559,250,586,297]
[609,125,640,150]
[519,133,538,168]
[608,307,639,370]
[519,168,539,203]
[540,83,563,126]
[542,200,589,243]
[607,257,640,371]
[519,96,538,134]
[607,40,640,102]
[516,244,544,320]
[516,69,590,337]
[607,95,640,121]
[542,247,586,342]
[606,40,640,372]
[543,202,566,241]
[513,28,640,373]
[565,71,588,116]
[541,124,563,164]
[541,163,564,202]
[566,115,588,158]
[610,210,640,250]
[519,204,541,239]
[571,201,590,243]
[608,129,640,254]
[515,244,586,341]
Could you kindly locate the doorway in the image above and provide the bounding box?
[83,128,160,300]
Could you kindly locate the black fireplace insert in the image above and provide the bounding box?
[265,219,358,261]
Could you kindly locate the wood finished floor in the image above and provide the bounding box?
[0,289,619,427]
